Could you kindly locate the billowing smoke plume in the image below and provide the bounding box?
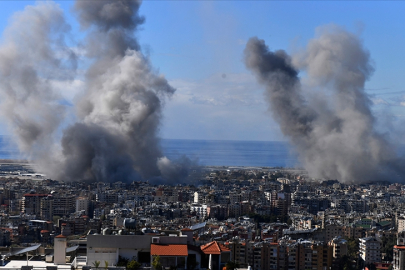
[245,25,405,183]
[0,2,76,163]
[0,1,194,183]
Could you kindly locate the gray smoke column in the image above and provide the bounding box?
[55,0,186,183]
[0,2,76,163]
[0,0,194,184]
[245,25,405,183]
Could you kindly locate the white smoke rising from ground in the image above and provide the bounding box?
[0,1,194,183]
[245,25,405,183]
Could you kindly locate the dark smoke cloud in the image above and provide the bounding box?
[0,0,195,184]
[245,25,405,183]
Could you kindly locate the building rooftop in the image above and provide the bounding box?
[151,244,188,256]
[201,241,230,255]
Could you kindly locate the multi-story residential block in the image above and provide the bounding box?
[324,224,344,242]
[207,205,227,220]
[310,241,333,270]
[228,203,241,218]
[229,192,241,204]
[40,195,54,220]
[393,231,405,270]
[190,204,207,219]
[22,193,48,216]
[53,195,75,217]
[343,225,366,239]
[76,197,89,215]
[96,192,118,204]
[328,236,348,261]
[359,236,381,265]
[398,217,405,233]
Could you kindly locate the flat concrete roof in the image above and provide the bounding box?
[0,260,71,269]
[87,235,153,249]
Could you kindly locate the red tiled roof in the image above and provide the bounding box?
[55,235,66,238]
[23,194,48,197]
[201,241,231,255]
[151,244,188,256]
[394,245,405,249]
[181,228,192,231]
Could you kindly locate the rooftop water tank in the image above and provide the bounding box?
[124,218,136,230]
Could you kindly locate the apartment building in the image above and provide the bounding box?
[53,195,75,216]
[76,197,89,215]
[328,236,348,261]
[22,193,49,216]
[394,231,405,270]
[359,236,381,265]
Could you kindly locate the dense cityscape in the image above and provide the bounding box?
[0,0,404,270]
[0,162,402,270]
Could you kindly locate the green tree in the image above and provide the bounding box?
[225,261,239,270]
[126,260,141,270]
[92,261,100,270]
[152,255,162,270]
[346,238,359,259]
[381,236,397,261]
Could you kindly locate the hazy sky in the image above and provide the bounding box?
[1,1,405,141]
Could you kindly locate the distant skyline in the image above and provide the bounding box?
[1,1,405,142]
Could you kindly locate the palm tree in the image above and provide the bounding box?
[93,261,101,270]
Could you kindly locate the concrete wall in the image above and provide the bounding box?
[87,235,153,249]
[159,236,187,245]
[87,235,154,266]
[87,247,118,267]
[86,234,189,267]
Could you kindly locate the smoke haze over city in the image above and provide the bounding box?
[0,1,404,183]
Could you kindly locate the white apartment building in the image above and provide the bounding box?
[359,236,381,265]
[190,204,208,219]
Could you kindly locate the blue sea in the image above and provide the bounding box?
[0,136,299,168]
[161,139,299,168]
[0,136,20,160]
